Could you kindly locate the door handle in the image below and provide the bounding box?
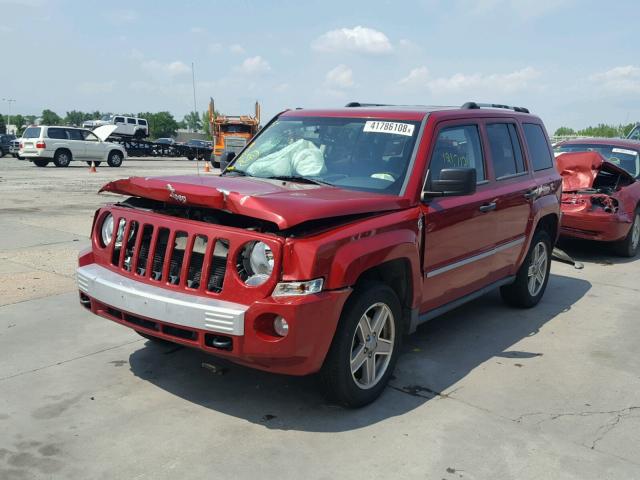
[524,189,537,200]
[479,202,497,213]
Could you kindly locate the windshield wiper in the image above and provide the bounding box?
[223,168,250,177]
[265,175,333,186]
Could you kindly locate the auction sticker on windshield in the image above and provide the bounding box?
[364,121,415,137]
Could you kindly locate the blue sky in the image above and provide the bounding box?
[1,0,640,132]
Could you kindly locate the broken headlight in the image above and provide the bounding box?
[237,241,274,286]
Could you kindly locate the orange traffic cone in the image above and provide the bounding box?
[203,161,211,173]
[89,161,97,173]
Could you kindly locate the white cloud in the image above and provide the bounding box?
[142,60,190,76]
[400,66,540,93]
[78,81,116,94]
[237,56,271,75]
[128,48,144,60]
[325,65,354,89]
[400,66,429,85]
[230,44,245,54]
[590,65,640,93]
[312,26,392,55]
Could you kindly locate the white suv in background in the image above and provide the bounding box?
[19,125,127,168]
[82,115,149,138]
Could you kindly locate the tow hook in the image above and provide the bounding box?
[552,247,584,269]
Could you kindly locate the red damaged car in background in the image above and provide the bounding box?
[554,139,640,257]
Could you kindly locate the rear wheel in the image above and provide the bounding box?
[85,161,102,167]
[33,159,50,167]
[53,150,71,167]
[320,282,401,408]
[500,229,552,308]
[107,150,123,167]
[613,208,640,257]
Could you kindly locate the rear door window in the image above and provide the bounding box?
[523,123,554,171]
[486,123,525,178]
[47,128,66,139]
[429,125,485,182]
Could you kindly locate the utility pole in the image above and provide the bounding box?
[2,98,16,134]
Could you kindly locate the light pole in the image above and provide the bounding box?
[2,98,16,134]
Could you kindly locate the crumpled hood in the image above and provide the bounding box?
[556,151,634,191]
[99,175,410,229]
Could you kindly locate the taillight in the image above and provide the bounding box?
[36,141,46,149]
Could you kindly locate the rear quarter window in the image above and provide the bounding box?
[47,128,66,139]
[523,123,554,171]
[23,127,41,139]
[138,119,147,126]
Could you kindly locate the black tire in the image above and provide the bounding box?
[53,149,72,167]
[212,160,220,169]
[107,150,123,167]
[85,161,102,167]
[613,208,640,257]
[33,159,50,167]
[187,155,195,161]
[500,229,552,308]
[136,331,174,345]
[320,282,402,408]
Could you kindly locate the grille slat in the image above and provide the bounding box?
[104,213,231,295]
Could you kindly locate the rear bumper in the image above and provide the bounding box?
[560,210,631,242]
[78,263,351,376]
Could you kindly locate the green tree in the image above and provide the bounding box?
[202,111,212,140]
[554,126,576,136]
[65,110,87,126]
[41,109,62,125]
[139,111,179,139]
[0,114,5,134]
[183,111,202,132]
[11,114,26,135]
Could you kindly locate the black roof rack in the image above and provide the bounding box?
[345,102,394,108]
[461,102,530,114]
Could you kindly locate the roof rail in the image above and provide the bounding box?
[345,102,393,108]
[461,102,530,114]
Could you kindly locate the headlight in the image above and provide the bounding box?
[272,278,324,297]
[100,213,114,247]
[238,241,274,286]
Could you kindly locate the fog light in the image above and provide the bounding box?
[273,316,289,337]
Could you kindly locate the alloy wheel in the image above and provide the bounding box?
[527,241,548,297]
[350,302,395,390]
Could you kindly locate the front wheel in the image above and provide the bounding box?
[107,150,123,167]
[613,209,640,257]
[320,282,402,408]
[500,229,552,308]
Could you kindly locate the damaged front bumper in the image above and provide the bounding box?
[77,263,351,376]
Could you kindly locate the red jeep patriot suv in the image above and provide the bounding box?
[77,102,561,407]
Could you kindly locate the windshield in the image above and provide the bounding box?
[222,124,252,134]
[227,116,421,195]
[555,143,640,178]
[101,115,113,121]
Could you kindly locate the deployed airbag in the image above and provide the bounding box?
[245,139,326,177]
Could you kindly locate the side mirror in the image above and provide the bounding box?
[422,168,476,200]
